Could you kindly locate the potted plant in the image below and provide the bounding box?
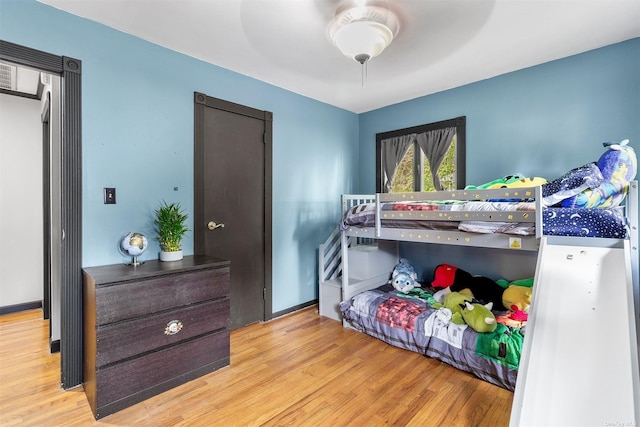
[154,201,189,262]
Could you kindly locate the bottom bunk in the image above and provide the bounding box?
[340,278,526,391]
[339,235,640,425]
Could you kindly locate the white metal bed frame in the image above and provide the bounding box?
[339,185,544,302]
[318,181,639,426]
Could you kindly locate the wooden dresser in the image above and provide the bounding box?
[82,256,230,419]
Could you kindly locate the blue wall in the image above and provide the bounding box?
[359,38,640,193]
[0,0,359,313]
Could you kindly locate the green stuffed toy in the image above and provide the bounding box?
[461,301,497,333]
[440,291,473,325]
[465,174,547,190]
[495,176,547,189]
[435,291,497,333]
[465,174,524,190]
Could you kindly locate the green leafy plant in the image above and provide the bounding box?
[154,201,189,252]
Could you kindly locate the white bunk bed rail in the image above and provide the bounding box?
[341,186,544,252]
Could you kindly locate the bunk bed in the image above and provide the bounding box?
[329,170,639,424]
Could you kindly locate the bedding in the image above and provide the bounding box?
[341,144,634,239]
[340,200,534,232]
[340,201,628,239]
[340,283,523,390]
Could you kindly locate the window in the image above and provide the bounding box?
[376,116,466,193]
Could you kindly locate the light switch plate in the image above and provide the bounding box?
[104,188,116,204]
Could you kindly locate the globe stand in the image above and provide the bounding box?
[127,255,144,267]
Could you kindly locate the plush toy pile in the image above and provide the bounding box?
[465,174,547,190]
[466,139,637,210]
[430,263,533,332]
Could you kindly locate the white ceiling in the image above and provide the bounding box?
[39,0,640,113]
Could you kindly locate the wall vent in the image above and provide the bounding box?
[0,63,17,91]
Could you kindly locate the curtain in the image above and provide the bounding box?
[382,134,415,192]
[416,127,456,191]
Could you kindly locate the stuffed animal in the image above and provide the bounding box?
[391,258,420,293]
[561,140,637,209]
[494,176,547,189]
[461,301,497,333]
[441,291,473,325]
[496,309,528,329]
[432,290,498,333]
[502,284,533,313]
[431,264,507,311]
[465,174,525,190]
[465,174,547,191]
[431,263,458,288]
[496,277,534,289]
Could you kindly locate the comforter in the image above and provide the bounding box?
[340,284,524,390]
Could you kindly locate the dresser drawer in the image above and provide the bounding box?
[95,298,229,367]
[95,267,229,325]
[95,330,230,411]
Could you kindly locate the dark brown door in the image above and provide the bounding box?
[194,92,272,329]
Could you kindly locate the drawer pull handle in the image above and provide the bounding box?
[164,320,183,336]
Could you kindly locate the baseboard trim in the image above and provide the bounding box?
[0,301,42,315]
[271,299,318,319]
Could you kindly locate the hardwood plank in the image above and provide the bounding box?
[0,307,513,426]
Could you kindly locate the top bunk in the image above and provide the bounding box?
[341,186,543,251]
[340,141,638,252]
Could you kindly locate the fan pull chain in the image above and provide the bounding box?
[360,60,369,87]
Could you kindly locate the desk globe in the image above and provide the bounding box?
[120,232,148,266]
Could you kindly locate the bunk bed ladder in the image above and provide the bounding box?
[318,226,344,286]
[318,195,376,320]
[318,226,359,320]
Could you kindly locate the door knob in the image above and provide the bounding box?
[207,221,225,231]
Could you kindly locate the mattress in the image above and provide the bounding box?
[340,284,524,390]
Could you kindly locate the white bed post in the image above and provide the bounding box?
[340,230,349,304]
[535,185,543,239]
[627,181,639,353]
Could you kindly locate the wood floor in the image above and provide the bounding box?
[0,307,513,426]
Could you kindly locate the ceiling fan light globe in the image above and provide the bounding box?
[333,21,394,61]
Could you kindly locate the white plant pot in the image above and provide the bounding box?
[160,250,183,262]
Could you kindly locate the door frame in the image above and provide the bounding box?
[0,40,83,389]
[193,92,273,322]
[41,92,51,323]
